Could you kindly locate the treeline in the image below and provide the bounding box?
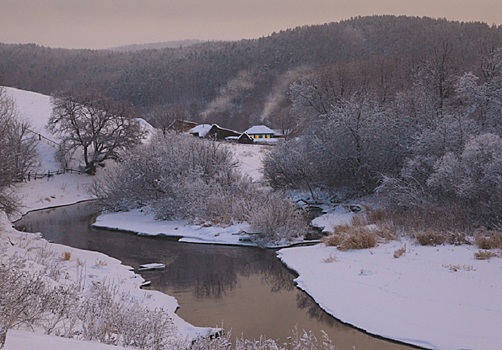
[1,16,501,130]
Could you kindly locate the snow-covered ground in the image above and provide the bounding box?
[4,329,128,350]
[94,208,255,246]
[4,86,502,350]
[278,240,502,350]
[2,87,211,348]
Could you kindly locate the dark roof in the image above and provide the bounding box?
[205,124,241,139]
[237,133,254,144]
[167,120,199,133]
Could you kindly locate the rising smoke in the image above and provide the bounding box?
[200,70,256,120]
[260,67,308,122]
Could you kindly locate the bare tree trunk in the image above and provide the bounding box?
[0,325,7,349]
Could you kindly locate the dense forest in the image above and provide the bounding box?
[1,15,501,131]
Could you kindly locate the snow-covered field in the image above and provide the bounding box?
[3,86,502,350]
[278,241,502,350]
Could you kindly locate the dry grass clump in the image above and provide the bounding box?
[445,231,471,245]
[323,253,338,263]
[350,213,397,241]
[475,230,502,250]
[393,245,406,258]
[322,233,345,247]
[415,230,446,246]
[321,212,397,251]
[443,263,476,272]
[322,225,378,251]
[474,250,498,260]
[63,251,72,261]
[338,228,378,250]
[415,230,472,246]
[374,225,396,241]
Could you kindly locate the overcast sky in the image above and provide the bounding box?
[1,0,502,49]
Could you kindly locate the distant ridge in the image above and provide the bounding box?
[109,39,203,51]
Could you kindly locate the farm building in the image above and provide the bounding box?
[188,124,212,138]
[244,125,283,139]
[167,119,198,133]
[189,124,241,140]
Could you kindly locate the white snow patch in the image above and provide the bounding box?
[278,241,502,350]
[4,330,128,350]
[93,209,254,246]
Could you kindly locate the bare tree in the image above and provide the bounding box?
[149,103,188,135]
[0,87,38,213]
[48,91,146,174]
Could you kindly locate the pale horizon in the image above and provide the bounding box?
[1,0,502,50]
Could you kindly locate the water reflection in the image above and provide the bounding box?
[16,202,421,350]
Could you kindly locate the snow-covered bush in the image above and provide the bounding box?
[94,132,309,245]
[190,328,336,350]
[0,253,62,349]
[263,137,318,191]
[264,93,408,195]
[0,246,177,350]
[93,132,250,223]
[78,280,175,349]
[247,190,307,247]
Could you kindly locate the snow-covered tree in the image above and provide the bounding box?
[265,92,405,194]
[263,137,318,192]
[428,133,502,226]
[455,51,502,130]
[0,87,38,213]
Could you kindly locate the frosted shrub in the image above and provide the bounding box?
[247,191,308,247]
[93,132,251,224]
[0,253,71,349]
[0,250,177,350]
[94,132,309,245]
[190,328,336,350]
[428,133,502,227]
[78,280,175,349]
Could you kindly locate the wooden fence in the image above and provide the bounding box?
[17,129,87,181]
[19,167,87,182]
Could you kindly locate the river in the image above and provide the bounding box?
[15,201,421,350]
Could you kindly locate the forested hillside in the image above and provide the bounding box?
[1,15,501,130]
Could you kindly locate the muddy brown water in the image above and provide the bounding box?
[15,201,422,350]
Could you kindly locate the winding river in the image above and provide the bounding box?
[15,201,420,350]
